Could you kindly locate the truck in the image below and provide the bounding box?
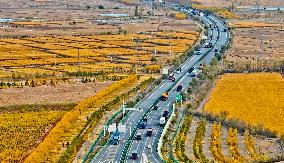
[112,129,120,145]
[188,67,194,73]
[138,118,147,129]
[160,117,166,126]
[131,150,138,160]
[161,93,168,101]
[146,128,153,137]
[163,110,169,118]
[177,85,182,92]
[136,129,143,140]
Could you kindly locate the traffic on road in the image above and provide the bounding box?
[86,2,229,163]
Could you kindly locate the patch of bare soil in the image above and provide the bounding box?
[0,81,113,107]
[226,26,284,62]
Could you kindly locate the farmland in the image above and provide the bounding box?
[0,31,198,85]
[226,22,284,63]
[0,110,65,162]
[204,73,284,136]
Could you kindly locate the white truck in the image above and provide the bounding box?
[160,117,166,126]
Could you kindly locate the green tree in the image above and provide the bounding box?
[25,80,29,86]
[151,56,157,62]
[31,80,35,87]
[134,5,139,16]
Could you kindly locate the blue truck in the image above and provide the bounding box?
[112,129,120,145]
[138,118,147,129]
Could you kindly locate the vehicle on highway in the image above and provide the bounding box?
[204,42,213,48]
[131,150,138,160]
[188,67,194,73]
[168,73,175,82]
[177,85,182,92]
[136,129,143,140]
[138,118,147,129]
[153,105,158,110]
[112,129,120,145]
[146,128,153,137]
[176,68,181,74]
[161,92,168,101]
[163,110,169,119]
[194,50,201,55]
[160,117,166,126]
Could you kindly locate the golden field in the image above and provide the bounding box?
[0,31,199,79]
[229,21,282,28]
[204,73,284,136]
[0,110,65,162]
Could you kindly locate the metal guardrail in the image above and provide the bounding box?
[157,102,176,162]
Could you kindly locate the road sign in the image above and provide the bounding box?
[108,123,116,133]
[175,94,182,101]
[118,124,126,133]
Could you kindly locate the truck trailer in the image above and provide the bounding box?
[112,129,120,145]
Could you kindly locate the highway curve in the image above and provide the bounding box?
[85,2,229,163]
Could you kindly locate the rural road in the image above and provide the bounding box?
[85,2,230,163]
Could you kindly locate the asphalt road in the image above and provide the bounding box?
[88,3,229,163]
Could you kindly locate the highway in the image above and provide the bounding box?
[88,3,229,163]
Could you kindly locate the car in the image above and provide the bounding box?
[176,68,181,74]
[214,25,218,28]
[223,29,227,32]
[177,85,182,92]
[204,42,213,48]
[131,150,138,160]
[188,67,194,73]
[194,51,201,55]
[147,128,153,137]
[153,105,158,110]
[214,48,218,52]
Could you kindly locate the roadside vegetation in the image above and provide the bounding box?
[174,115,193,162]
[25,75,139,162]
[192,4,240,19]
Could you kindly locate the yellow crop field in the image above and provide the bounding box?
[229,21,282,28]
[204,73,284,136]
[0,110,65,162]
[0,31,198,80]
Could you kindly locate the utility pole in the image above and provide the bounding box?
[77,49,80,72]
[259,35,264,60]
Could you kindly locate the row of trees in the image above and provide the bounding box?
[25,75,138,162]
